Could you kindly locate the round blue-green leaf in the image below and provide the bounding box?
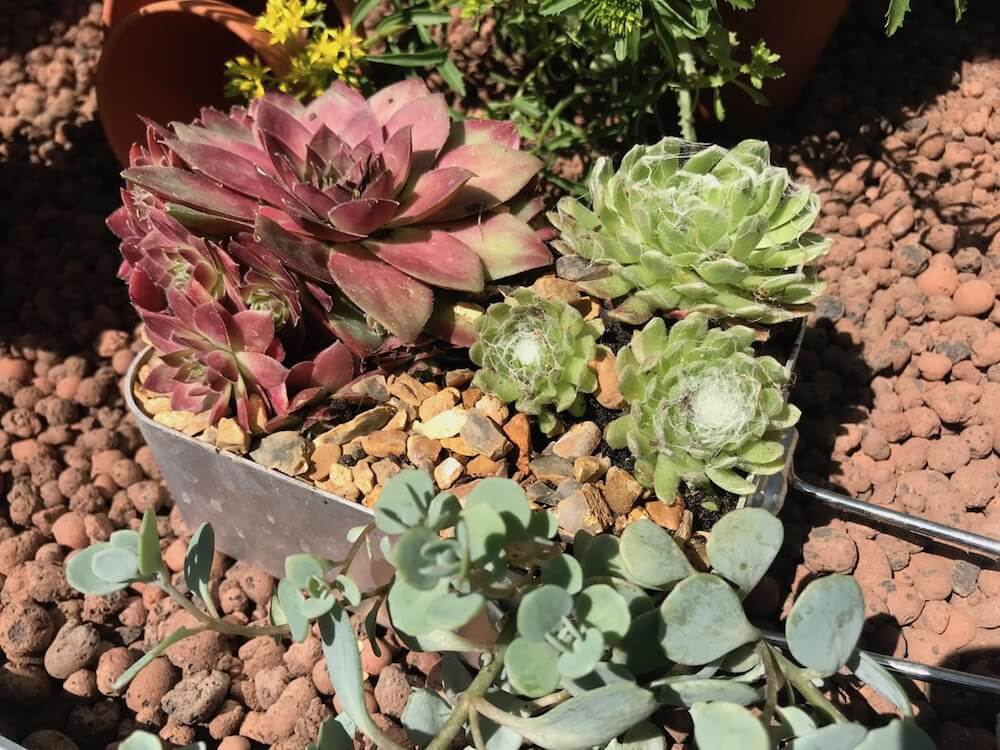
[690,701,770,750]
[119,731,165,750]
[334,575,361,607]
[789,723,867,750]
[576,584,631,643]
[458,503,508,565]
[557,627,604,679]
[285,554,330,590]
[426,491,460,531]
[110,529,140,552]
[66,544,130,595]
[619,519,694,589]
[706,508,783,596]
[786,575,864,676]
[374,469,434,534]
[541,554,583,594]
[581,535,629,580]
[467,477,532,534]
[606,722,666,750]
[505,637,561,698]
[277,578,311,642]
[854,718,933,750]
[92,547,140,584]
[518,585,572,641]
[400,688,452,747]
[660,574,759,665]
[656,678,761,707]
[392,527,443,590]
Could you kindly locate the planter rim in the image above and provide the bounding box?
[124,346,372,522]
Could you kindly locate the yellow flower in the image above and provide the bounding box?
[279,53,328,99]
[224,55,272,100]
[301,25,366,88]
[255,0,326,46]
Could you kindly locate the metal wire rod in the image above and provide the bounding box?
[759,628,1000,696]
[791,476,1000,559]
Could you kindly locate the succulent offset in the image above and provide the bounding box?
[606,313,800,500]
[70,472,934,750]
[118,78,551,347]
[549,137,829,324]
[470,289,603,434]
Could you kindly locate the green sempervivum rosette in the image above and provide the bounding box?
[549,137,829,325]
[606,313,799,501]
[470,289,603,434]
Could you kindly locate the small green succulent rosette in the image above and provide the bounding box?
[470,288,603,434]
[549,137,830,325]
[605,312,800,501]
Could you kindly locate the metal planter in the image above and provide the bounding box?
[125,349,390,588]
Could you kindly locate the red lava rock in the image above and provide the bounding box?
[924,382,979,424]
[359,637,393,677]
[917,599,950,634]
[0,359,34,384]
[0,530,45,576]
[950,460,999,509]
[126,480,166,512]
[953,279,996,316]
[51,511,88,550]
[917,264,960,297]
[126,657,179,724]
[237,637,285,679]
[925,435,971,474]
[161,610,227,673]
[0,662,51,706]
[219,736,251,750]
[96,647,138,696]
[916,351,952,380]
[942,606,978,652]
[887,584,924,625]
[909,553,954,601]
[905,628,951,667]
[0,600,54,657]
[802,528,858,574]
[373,663,412,720]
[231,563,274,607]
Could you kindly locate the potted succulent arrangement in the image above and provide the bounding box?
[110,72,829,582]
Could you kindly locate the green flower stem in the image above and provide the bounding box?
[756,641,779,728]
[427,644,509,750]
[524,689,572,715]
[771,648,847,725]
[338,523,375,577]
[158,575,288,638]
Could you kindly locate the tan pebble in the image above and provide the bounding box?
[414,407,468,439]
[591,348,625,409]
[474,393,509,425]
[153,410,196,431]
[352,461,376,495]
[604,466,644,515]
[320,464,360,501]
[406,435,442,470]
[315,406,394,445]
[371,458,401,485]
[384,405,410,431]
[953,279,995,316]
[418,388,459,421]
[645,499,684,531]
[216,418,250,453]
[467,455,506,478]
[445,369,475,388]
[552,421,601,459]
[531,275,581,302]
[503,413,532,473]
[462,387,483,409]
[574,455,610,483]
[434,457,464,489]
[362,486,382,508]
[360,430,407,458]
[308,441,342,481]
[387,374,434,405]
[441,435,478,457]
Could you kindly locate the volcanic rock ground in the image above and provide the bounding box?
[3,0,1000,747]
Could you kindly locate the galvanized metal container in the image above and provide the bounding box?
[126,322,804,582]
[125,349,390,588]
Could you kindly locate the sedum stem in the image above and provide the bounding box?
[426,645,508,750]
[157,575,288,638]
[772,649,847,725]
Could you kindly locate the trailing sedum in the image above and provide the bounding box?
[606,312,799,501]
[470,289,603,434]
[550,137,829,324]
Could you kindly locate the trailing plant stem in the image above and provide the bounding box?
[158,576,288,638]
[771,649,848,725]
[426,645,508,750]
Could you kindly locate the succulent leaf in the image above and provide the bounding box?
[550,137,828,324]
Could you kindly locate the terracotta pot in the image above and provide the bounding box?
[101,0,265,29]
[708,0,851,134]
[97,0,288,165]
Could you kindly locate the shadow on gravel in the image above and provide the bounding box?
[0,122,134,355]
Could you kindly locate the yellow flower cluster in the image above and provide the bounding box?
[254,0,326,46]
[226,0,368,103]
